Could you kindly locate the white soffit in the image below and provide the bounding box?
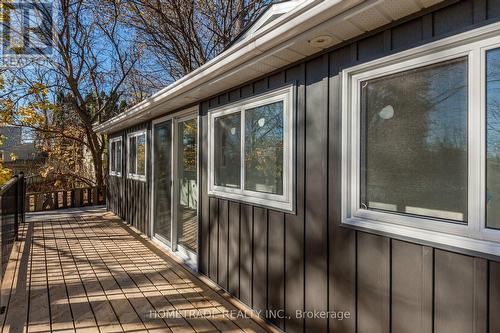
[95,0,445,133]
[348,4,393,31]
[376,0,421,20]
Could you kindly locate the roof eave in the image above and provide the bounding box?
[95,0,444,134]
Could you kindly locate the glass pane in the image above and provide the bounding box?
[129,136,137,175]
[360,57,468,222]
[177,118,198,253]
[487,48,500,230]
[154,121,172,243]
[244,101,284,195]
[110,142,116,172]
[116,141,122,174]
[137,134,146,176]
[214,112,241,188]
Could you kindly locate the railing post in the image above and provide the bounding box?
[35,193,43,211]
[75,189,82,207]
[54,191,59,209]
[63,190,68,208]
[13,175,18,241]
[92,187,98,206]
[19,172,25,224]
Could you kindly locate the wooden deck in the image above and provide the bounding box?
[0,207,274,333]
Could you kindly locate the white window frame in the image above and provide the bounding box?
[109,137,122,177]
[341,22,500,257]
[208,85,295,212]
[127,130,147,182]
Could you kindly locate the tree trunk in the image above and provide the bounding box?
[93,155,104,188]
[86,129,105,189]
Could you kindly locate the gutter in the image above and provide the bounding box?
[94,0,363,133]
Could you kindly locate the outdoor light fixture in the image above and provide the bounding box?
[309,35,334,48]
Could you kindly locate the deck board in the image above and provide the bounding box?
[0,208,273,333]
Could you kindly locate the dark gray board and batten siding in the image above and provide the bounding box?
[106,1,500,332]
[107,121,151,236]
[199,1,500,333]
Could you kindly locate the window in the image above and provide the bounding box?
[487,48,500,230]
[245,102,284,195]
[360,58,468,222]
[208,86,294,212]
[214,112,241,188]
[109,137,122,177]
[342,27,500,256]
[127,130,147,181]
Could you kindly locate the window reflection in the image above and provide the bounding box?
[110,141,116,172]
[154,122,172,242]
[214,112,241,188]
[360,57,468,222]
[137,134,146,176]
[129,136,137,174]
[177,119,198,253]
[245,101,284,195]
[487,48,500,230]
[116,142,122,174]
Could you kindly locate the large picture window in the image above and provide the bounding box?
[208,86,294,212]
[487,48,500,230]
[360,58,468,222]
[342,27,500,256]
[109,137,122,177]
[127,130,147,181]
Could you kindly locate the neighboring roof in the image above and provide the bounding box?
[0,126,39,161]
[95,0,445,134]
[0,126,23,145]
[1,142,39,161]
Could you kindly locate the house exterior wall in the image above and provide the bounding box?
[107,121,151,235]
[200,1,500,333]
[106,1,500,332]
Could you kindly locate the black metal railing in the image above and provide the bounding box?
[0,173,25,283]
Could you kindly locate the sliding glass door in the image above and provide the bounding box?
[152,112,198,267]
[153,120,172,244]
[176,118,198,254]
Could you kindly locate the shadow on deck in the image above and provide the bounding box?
[0,207,273,333]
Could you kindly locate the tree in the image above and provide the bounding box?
[0,0,269,189]
[120,0,269,82]
[0,0,141,188]
[0,135,13,185]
